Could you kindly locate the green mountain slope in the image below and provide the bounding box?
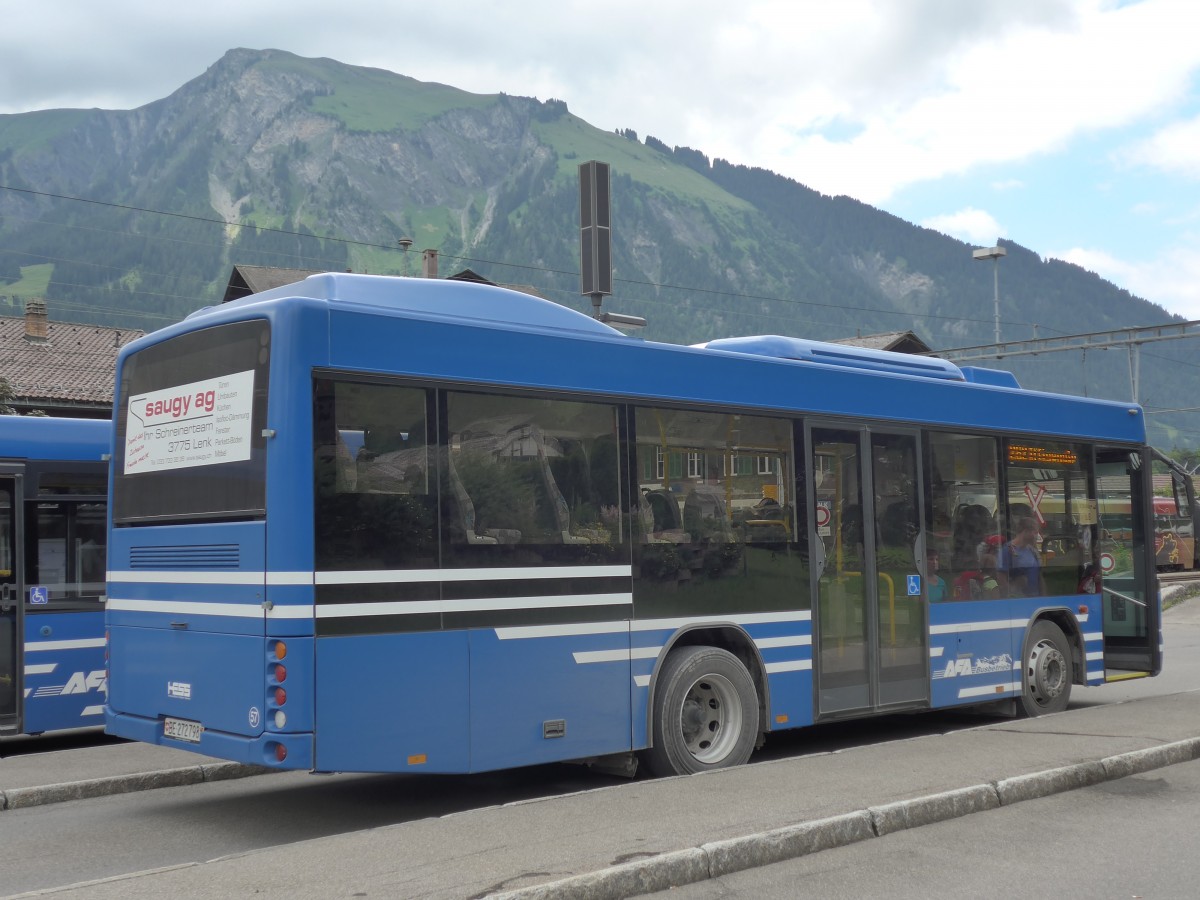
[0,47,1195,446]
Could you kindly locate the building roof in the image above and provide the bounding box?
[832,330,933,355]
[223,265,326,302]
[0,303,143,415]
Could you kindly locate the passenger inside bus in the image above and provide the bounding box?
[998,516,1046,597]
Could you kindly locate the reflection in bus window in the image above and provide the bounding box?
[314,379,436,571]
[925,433,1001,601]
[1004,440,1092,598]
[444,392,626,566]
[633,407,808,619]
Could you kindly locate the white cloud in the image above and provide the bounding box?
[1051,240,1200,319]
[4,1,1199,206]
[992,179,1026,192]
[921,208,1006,245]
[1122,114,1200,179]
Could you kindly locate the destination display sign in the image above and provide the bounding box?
[1007,444,1078,466]
[124,370,256,474]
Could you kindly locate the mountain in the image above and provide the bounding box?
[0,48,1196,446]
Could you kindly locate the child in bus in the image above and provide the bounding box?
[977,536,1002,599]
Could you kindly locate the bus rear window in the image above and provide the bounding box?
[112,320,271,524]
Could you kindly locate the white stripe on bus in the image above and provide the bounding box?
[929,618,1029,635]
[573,646,662,664]
[755,635,812,649]
[106,598,265,618]
[764,660,812,673]
[25,638,106,652]
[109,565,632,587]
[632,610,810,631]
[957,681,1020,699]
[495,621,629,639]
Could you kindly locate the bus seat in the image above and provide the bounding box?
[446,455,501,545]
[684,485,732,542]
[639,490,688,543]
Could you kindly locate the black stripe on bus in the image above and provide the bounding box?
[314,602,633,637]
[315,574,631,606]
[316,581,440,605]
[439,575,631,601]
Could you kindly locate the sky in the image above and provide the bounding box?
[3,0,1200,320]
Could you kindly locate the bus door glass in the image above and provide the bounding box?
[0,472,23,731]
[809,426,927,717]
[1095,447,1160,675]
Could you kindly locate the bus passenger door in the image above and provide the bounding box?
[809,426,928,717]
[0,471,24,734]
[1095,447,1161,676]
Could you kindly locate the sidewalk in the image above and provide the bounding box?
[5,689,1200,900]
[0,739,270,810]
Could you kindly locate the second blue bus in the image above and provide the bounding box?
[0,416,109,737]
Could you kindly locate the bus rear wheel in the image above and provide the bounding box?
[1020,620,1073,716]
[644,646,759,777]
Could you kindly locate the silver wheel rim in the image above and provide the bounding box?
[676,672,743,764]
[1027,638,1067,707]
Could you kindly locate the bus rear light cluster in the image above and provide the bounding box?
[268,641,288,730]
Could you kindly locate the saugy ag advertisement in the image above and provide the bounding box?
[125,370,256,474]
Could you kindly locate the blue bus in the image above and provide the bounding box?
[0,416,109,737]
[105,274,1160,776]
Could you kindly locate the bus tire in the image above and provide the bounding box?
[1020,620,1072,716]
[644,646,759,777]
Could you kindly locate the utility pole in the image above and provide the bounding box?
[972,245,1006,345]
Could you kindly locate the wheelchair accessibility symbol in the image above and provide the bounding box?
[907,575,921,596]
[29,585,49,605]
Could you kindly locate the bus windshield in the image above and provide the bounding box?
[112,319,271,524]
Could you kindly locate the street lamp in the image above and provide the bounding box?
[398,237,413,276]
[972,245,1006,345]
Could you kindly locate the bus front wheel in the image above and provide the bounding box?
[644,646,759,777]
[1020,620,1073,716]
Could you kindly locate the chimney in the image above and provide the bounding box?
[422,249,439,279]
[24,298,49,342]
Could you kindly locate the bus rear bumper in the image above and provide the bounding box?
[106,710,314,770]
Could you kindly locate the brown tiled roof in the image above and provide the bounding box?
[0,314,143,413]
[833,330,933,354]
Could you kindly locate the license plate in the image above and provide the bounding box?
[164,716,204,743]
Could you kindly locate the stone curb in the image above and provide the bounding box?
[487,736,1200,900]
[0,762,272,812]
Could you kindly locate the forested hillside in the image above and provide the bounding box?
[0,48,1195,445]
